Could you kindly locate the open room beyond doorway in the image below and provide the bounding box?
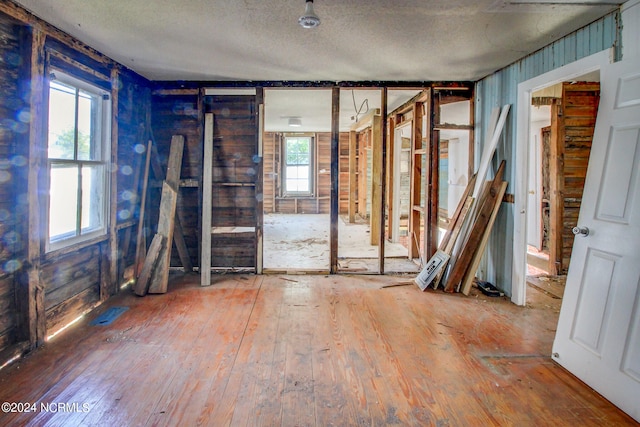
[514,50,607,307]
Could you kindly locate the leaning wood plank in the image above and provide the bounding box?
[201,114,214,287]
[473,105,509,198]
[444,160,506,292]
[439,174,477,251]
[150,136,193,272]
[461,181,508,295]
[135,140,152,276]
[134,234,164,296]
[432,196,474,289]
[167,136,193,272]
[147,182,178,294]
[447,105,510,278]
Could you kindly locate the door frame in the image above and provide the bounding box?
[511,49,611,306]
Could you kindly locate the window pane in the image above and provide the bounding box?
[48,82,77,160]
[77,91,94,161]
[286,165,309,192]
[49,164,78,241]
[81,165,105,233]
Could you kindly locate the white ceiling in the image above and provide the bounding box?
[14,0,622,82]
[13,0,620,132]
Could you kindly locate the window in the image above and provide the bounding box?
[283,136,313,195]
[46,71,111,251]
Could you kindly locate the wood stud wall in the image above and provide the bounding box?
[0,2,152,362]
[549,82,600,274]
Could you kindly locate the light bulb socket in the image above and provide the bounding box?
[299,0,320,28]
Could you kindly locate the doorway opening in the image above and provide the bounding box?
[524,73,601,305]
[262,88,332,272]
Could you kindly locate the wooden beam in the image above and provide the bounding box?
[147,137,184,294]
[444,161,506,292]
[201,113,214,286]
[24,27,46,348]
[460,181,508,295]
[386,116,396,241]
[408,98,425,260]
[134,141,152,275]
[147,182,179,294]
[426,89,438,261]
[549,99,563,275]
[438,174,477,251]
[106,67,119,300]
[348,130,357,223]
[330,87,340,274]
[133,234,164,297]
[378,87,388,274]
[256,91,264,274]
[370,114,383,247]
[148,136,193,272]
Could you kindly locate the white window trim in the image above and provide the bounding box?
[282,134,314,197]
[45,70,112,253]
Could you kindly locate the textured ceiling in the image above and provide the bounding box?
[13,0,622,82]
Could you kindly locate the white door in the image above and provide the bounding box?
[552,56,640,422]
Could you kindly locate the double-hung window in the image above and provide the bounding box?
[46,71,111,251]
[283,135,313,196]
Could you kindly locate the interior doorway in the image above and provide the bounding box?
[522,72,601,305]
[262,88,332,272]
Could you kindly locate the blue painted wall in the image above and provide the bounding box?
[474,11,620,296]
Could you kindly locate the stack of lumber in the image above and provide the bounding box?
[415,104,511,295]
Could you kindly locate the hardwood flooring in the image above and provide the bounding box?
[0,274,635,426]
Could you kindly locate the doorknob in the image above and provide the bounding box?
[572,226,590,237]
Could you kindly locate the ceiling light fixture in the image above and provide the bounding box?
[299,0,321,29]
[288,117,302,127]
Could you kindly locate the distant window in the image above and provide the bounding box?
[46,71,111,251]
[283,136,313,195]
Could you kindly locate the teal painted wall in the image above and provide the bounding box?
[474,11,620,296]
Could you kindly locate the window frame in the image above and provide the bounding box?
[281,134,315,197]
[45,70,112,253]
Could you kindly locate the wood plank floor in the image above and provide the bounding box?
[0,274,636,426]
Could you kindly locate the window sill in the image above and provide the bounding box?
[44,234,110,260]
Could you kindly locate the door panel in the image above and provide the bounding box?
[552,57,640,422]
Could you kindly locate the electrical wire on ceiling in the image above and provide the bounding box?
[351,90,369,122]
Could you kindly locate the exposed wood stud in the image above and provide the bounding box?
[330,86,340,274]
[379,87,388,274]
[201,114,214,286]
[25,27,46,348]
[106,66,119,300]
[348,130,357,223]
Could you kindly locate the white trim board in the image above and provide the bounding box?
[511,49,612,306]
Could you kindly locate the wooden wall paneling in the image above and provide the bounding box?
[348,130,357,222]
[0,15,24,356]
[42,246,100,311]
[549,99,563,275]
[201,113,213,286]
[330,86,340,274]
[559,82,599,273]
